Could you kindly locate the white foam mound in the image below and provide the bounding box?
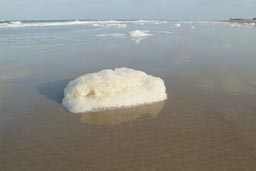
[129,30,152,38]
[62,68,167,113]
[129,30,152,43]
[174,23,181,28]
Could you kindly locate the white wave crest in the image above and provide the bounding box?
[0,20,167,28]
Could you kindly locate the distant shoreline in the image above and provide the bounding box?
[223,18,256,23]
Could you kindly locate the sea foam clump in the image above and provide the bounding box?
[174,23,181,28]
[129,30,152,43]
[129,30,152,38]
[62,68,167,113]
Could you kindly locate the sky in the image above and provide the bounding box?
[0,0,256,20]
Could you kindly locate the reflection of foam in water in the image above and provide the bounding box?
[77,101,165,126]
[133,37,146,44]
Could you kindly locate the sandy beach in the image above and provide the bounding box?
[1,20,256,171]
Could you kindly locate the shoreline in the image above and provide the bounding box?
[223,19,256,24]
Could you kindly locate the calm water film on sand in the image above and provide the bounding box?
[1,20,256,170]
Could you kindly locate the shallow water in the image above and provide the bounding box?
[1,21,256,171]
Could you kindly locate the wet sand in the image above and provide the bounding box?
[1,21,256,170]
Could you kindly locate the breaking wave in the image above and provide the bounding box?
[0,20,168,28]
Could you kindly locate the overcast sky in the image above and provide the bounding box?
[0,0,256,20]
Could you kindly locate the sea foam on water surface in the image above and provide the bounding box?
[107,23,127,28]
[129,30,152,43]
[129,30,152,38]
[95,33,127,38]
[174,23,181,28]
[62,68,167,113]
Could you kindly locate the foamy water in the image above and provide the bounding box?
[0,20,166,28]
[95,33,127,38]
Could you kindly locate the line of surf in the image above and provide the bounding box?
[0,20,167,28]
